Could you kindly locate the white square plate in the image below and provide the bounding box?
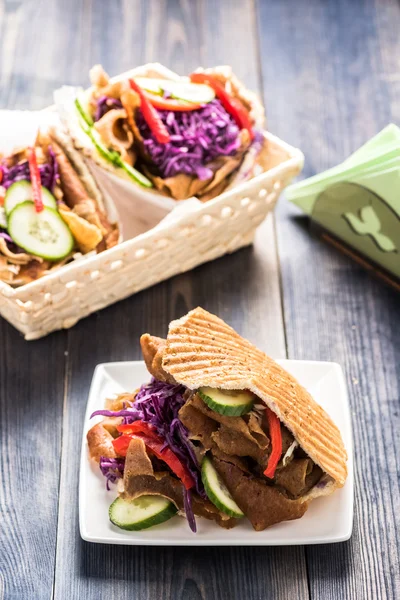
[79,360,353,545]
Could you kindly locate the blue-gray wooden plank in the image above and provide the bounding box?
[256,0,400,598]
[0,321,67,600]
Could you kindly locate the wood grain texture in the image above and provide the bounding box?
[256,0,400,598]
[0,4,69,598]
[0,317,67,600]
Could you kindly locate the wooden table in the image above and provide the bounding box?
[1,1,399,598]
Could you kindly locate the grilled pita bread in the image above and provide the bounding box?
[145,308,347,499]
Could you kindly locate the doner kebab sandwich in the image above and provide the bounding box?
[0,125,118,286]
[57,63,266,202]
[87,308,347,533]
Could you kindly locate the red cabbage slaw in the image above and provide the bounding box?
[136,99,241,180]
[99,457,125,490]
[94,96,123,122]
[92,378,204,532]
[0,146,59,192]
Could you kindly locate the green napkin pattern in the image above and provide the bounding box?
[286,124,400,278]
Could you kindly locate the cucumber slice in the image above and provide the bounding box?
[109,495,177,531]
[7,201,74,261]
[134,77,164,95]
[4,181,57,217]
[198,387,255,416]
[86,126,120,164]
[113,154,153,188]
[82,125,153,188]
[0,207,7,229]
[135,77,215,104]
[201,456,244,518]
[75,92,94,127]
[167,82,215,104]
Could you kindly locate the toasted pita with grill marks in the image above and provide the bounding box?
[160,307,347,498]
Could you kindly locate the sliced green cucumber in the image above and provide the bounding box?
[81,125,153,188]
[75,92,94,127]
[134,77,215,104]
[0,207,7,229]
[201,456,244,518]
[5,181,57,217]
[198,387,255,417]
[7,201,74,261]
[113,155,153,188]
[86,126,120,163]
[109,495,177,531]
[134,77,164,95]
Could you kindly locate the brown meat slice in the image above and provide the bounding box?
[51,140,91,208]
[123,438,236,529]
[178,399,218,451]
[123,438,154,483]
[275,460,323,498]
[281,426,295,455]
[140,334,176,383]
[246,413,269,446]
[87,423,117,462]
[304,464,324,493]
[213,458,308,531]
[211,426,268,467]
[178,399,250,471]
[211,448,250,472]
[124,472,236,529]
[274,459,312,497]
[191,393,269,448]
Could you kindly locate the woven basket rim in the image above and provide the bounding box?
[0,131,303,299]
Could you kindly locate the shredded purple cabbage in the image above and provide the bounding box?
[47,146,59,192]
[183,488,196,533]
[0,231,13,243]
[95,96,123,122]
[99,457,125,490]
[136,99,241,179]
[91,378,206,532]
[1,146,59,192]
[0,228,25,254]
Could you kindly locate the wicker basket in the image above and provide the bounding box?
[0,132,303,339]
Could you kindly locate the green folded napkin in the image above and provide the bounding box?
[286,124,400,279]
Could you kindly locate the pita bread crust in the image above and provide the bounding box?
[162,307,347,495]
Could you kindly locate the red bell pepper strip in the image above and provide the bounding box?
[27,147,44,213]
[129,79,171,144]
[117,421,159,438]
[190,72,254,140]
[0,166,3,185]
[263,407,282,479]
[112,434,134,457]
[113,421,195,490]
